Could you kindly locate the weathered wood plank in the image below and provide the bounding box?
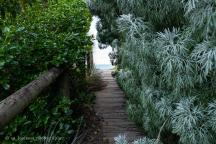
[94,70,143,144]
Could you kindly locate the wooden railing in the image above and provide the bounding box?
[0,51,93,129]
[0,68,63,129]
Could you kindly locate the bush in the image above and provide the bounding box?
[0,89,95,144]
[0,0,93,143]
[114,135,162,144]
[1,95,74,144]
[0,0,92,98]
[88,0,216,143]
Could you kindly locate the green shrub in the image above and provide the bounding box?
[0,0,92,98]
[88,0,216,143]
[114,135,162,144]
[0,95,74,144]
[0,0,93,143]
[0,90,95,144]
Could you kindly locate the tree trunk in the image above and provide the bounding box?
[0,68,63,129]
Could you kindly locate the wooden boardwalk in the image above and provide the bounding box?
[94,70,143,144]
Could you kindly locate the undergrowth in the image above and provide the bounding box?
[0,0,93,143]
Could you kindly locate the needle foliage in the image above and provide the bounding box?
[88,0,216,143]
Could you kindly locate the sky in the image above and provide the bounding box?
[88,16,113,65]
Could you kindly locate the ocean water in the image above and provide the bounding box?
[95,64,114,70]
[89,17,114,69]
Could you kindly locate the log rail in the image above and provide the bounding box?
[0,68,63,129]
[0,0,94,132]
[0,51,93,129]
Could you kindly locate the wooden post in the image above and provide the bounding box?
[87,51,93,75]
[59,72,70,98]
[90,51,94,71]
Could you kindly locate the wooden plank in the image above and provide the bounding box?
[94,70,144,143]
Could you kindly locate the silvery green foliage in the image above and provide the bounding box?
[114,135,162,144]
[117,14,144,38]
[207,101,216,131]
[156,97,173,120]
[86,0,113,14]
[89,0,216,143]
[116,0,142,12]
[171,97,210,144]
[185,0,216,39]
[155,28,195,93]
[191,41,216,79]
[181,0,199,13]
[114,135,128,144]
[133,138,162,144]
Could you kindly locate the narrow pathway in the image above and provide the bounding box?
[94,70,143,144]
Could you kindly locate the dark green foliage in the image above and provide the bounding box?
[0,71,95,144]
[0,0,37,18]
[0,90,95,144]
[0,0,92,98]
[0,0,93,143]
[0,95,74,144]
